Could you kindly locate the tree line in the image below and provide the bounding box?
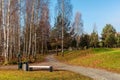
[0,0,50,64]
[0,0,120,64]
[69,24,120,49]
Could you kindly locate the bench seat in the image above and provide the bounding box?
[29,66,53,72]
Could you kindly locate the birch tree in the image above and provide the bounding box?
[55,0,72,56]
[2,0,7,63]
[28,0,35,59]
[40,0,50,54]
[0,0,50,63]
[72,12,83,49]
[0,0,3,55]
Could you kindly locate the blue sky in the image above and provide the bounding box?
[50,0,120,36]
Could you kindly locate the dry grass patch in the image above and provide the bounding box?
[55,48,120,73]
[0,70,93,80]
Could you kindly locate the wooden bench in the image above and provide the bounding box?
[29,66,53,72]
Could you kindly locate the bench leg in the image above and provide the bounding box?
[29,67,33,71]
[50,66,53,72]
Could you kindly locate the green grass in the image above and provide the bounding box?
[56,48,120,73]
[0,70,93,80]
[92,48,113,53]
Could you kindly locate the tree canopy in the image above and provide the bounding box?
[102,24,116,47]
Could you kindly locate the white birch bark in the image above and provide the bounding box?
[6,0,11,62]
[28,0,35,58]
[2,0,7,63]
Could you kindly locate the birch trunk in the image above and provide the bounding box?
[34,29,36,58]
[0,1,2,55]
[18,0,21,54]
[25,15,28,56]
[62,0,64,56]
[28,0,35,58]
[2,0,7,63]
[6,0,11,63]
[23,30,26,55]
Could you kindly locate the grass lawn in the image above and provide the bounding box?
[55,48,120,73]
[0,70,93,80]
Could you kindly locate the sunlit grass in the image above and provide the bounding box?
[56,48,120,73]
[92,48,113,53]
[0,70,93,80]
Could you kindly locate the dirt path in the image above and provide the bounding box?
[42,54,120,80]
[0,54,120,80]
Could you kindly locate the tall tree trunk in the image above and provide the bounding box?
[34,28,36,58]
[61,0,64,56]
[25,16,28,57]
[23,30,26,55]
[0,0,2,55]
[18,0,21,54]
[6,0,11,63]
[41,26,44,54]
[28,0,35,59]
[2,0,7,63]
